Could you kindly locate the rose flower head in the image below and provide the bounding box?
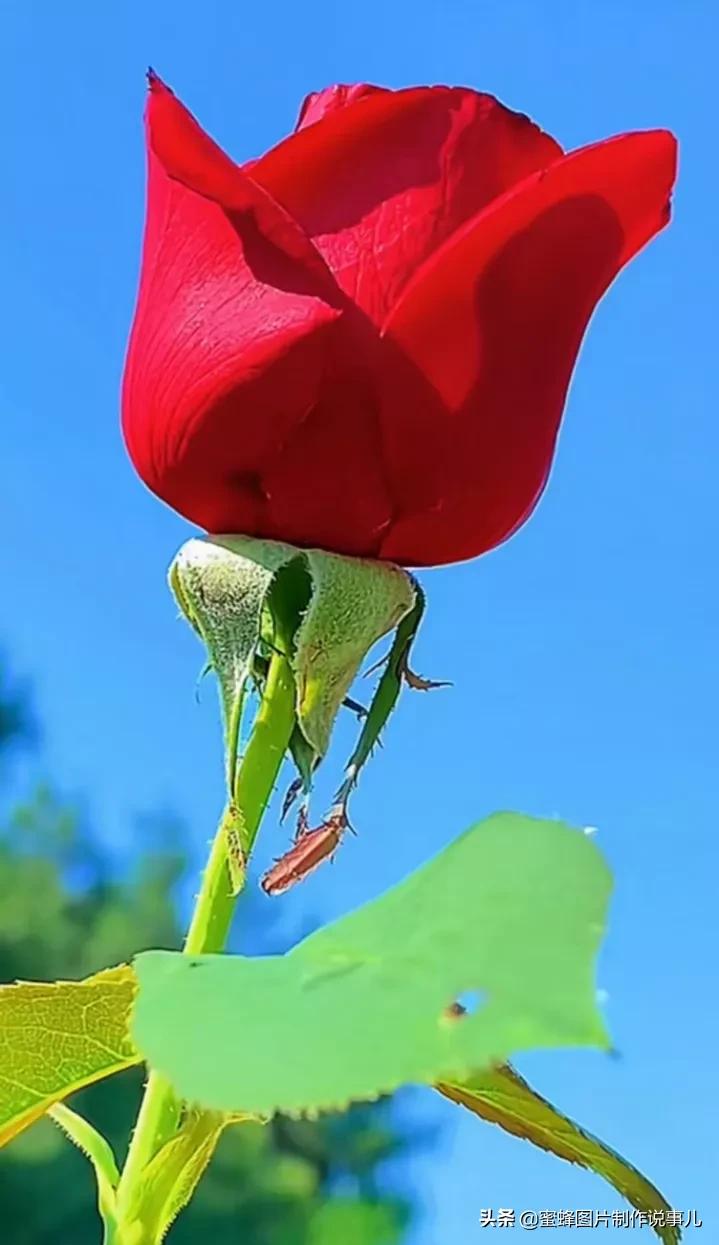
[122,75,677,567]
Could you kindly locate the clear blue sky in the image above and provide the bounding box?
[2,1,716,1239]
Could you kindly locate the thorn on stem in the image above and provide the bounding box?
[280,777,304,823]
[400,657,451,692]
[363,650,391,679]
[342,695,368,720]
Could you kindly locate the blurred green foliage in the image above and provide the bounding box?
[0,657,411,1243]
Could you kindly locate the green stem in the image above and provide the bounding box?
[186,648,296,953]
[115,647,296,1225]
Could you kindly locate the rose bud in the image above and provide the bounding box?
[123,75,676,567]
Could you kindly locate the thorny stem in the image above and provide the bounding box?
[115,647,296,1235]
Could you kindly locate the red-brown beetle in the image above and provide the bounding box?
[261,808,348,896]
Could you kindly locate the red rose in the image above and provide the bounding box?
[122,74,676,567]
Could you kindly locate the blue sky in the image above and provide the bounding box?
[2,0,717,1239]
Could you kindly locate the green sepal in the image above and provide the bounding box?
[170,535,416,803]
[286,544,415,756]
[288,726,317,798]
[336,579,426,804]
[169,538,289,793]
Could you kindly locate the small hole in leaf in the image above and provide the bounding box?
[455,988,483,1015]
[441,989,484,1023]
[442,1001,467,1022]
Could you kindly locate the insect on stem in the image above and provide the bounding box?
[261,807,348,896]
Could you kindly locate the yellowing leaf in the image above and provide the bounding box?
[437,1065,680,1245]
[0,965,139,1146]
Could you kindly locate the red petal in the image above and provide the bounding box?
[295,83,388,130]
[252,87,562,324]
[378,130,677,566]
[145,71,250,206]
[123,80,392,551]
[145,72,336,289]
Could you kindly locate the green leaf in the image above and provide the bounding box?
[437,1065,680,1245]
[132,814,611,1116]
[0,965,139,1146]
[48,1102,120,1230]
